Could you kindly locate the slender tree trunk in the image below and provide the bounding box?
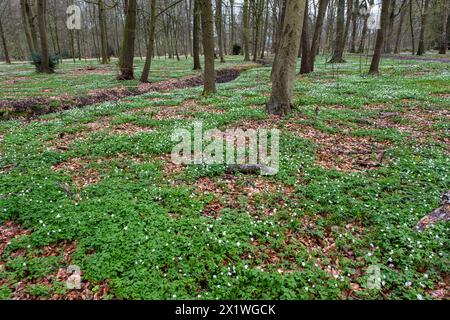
[394,0,407,54]
[20,0,34,55]
[98,0,109,64]
[37,0,51,73]
[140,0,157,82]
[267,0,306,116]
[215,0,225,62]
[343,0,354,50]
[230,0,236,50]
[416,0,429,55]
[439,0,449,54]
[330,0,346,62]
[369,0,390,75]
[260,0,270,59]
[309,0,329,72]
[300,0,311,74]
[0,16,11,64]
[193,0,202,69]
[200,0,216,95]
[118,0,137,80]
[24,0,39,52]
[385,0,396,53]
[350,0,359,53]
[242,0,250,61]
[409,0,415,53]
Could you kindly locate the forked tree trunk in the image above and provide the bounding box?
[140,0,157,83]
[267,0,306,116]
[299,0,311,74]
[119,0,137,80]
[309,0,329,72]
[329,0,346,63]
[37,0,51,73]
[416,0,429,56]
[200,0,216,95]
[369,0,390,75]
[215,0,225,62]
[193,0,202,69]
[439,0,449,54]
[24,0,39,53]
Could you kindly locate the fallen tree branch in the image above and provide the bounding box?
[416,190,450,231]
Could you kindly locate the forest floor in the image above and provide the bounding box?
[0,55,449,300]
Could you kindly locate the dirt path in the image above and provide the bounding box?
[0,65,257,121]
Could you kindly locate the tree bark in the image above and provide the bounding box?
[385,0,396,53]
[215,0,226,62]
[343,0,354,51]
[350,0,359,53]
[20,0,34,55]
[140,0,157,83]
[37,0,51,73]
[193,0,202,69]
[394,0,407,54]
[439,0,449,54]
[0,16,11,64]
[369,0,390,75]
[299,0,311,74]
[242,0,250,61]
[309,0,329,72]
[329,0,346,63]
[409,0,415,53]
[119,0,137,80]
[24,0,39,53]
[416,0,429,55]
[98,0,109,64]
[267,0,306,116]
[200,0,216,95]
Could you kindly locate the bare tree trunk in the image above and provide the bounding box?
[330,0,346,63]
[140,0,157,82]
[230,0,236,51]
[193,0,202,69]
[409,0,415,53]
[200,0,216,95]
[260,0,270,59]
[308,0,329,72]
[385,0,396,53]
[0,16,11,64]
[215,0,225,62]
[242,0,250,61]
[300,0,310,74]
[394,0,407,54]
[349,0,359,53]
[118,0,137,80]
[24,0,39,53]
[37,0,51,73]
[20,0,34,55]
[439,0,449,54]
[416,0,429,56]
[98,0,109,64]
[343,0,354,50]
[267,0,306,116]
[369,0,390,75]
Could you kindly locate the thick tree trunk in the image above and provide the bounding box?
[200,0,216,95]
[140,0,157,83]
[309,0,329,72]
[369,0,390,75]
[193,0,202,69]
[242,0,250,61]
[37,0,51,73]
[267,0,306,116]
[349,0,359,53]
[343,0,354,51]
[215,0,225,62]
[118,0,137,80]
[416,0,429,55]
[330,0,346,63]
[0,16,11,64]
[439,0,449,54]
[299,0,311,74]
[394,0,407,54]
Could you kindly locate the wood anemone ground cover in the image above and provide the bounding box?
[0,54,449,300]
